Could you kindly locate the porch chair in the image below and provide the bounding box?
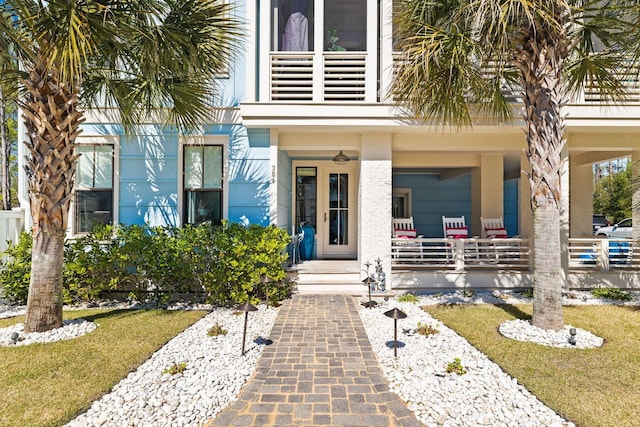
[480,217,508,239]
[392,217,423,260]
[442,216,479,263]
[480,217,510,263]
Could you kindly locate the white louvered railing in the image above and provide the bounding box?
[270,52,367,102]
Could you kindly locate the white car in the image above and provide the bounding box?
[595,218,632,239]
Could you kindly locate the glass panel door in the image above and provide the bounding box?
[328,173,348,245]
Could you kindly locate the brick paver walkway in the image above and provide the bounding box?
[205,294,422,427]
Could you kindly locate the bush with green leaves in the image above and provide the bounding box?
[591,287,632,301]
[0,232,32,304]
[0,222,291,306]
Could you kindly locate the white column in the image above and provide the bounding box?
[560,145,570,288]
[569,156,593,237]
[379,0,393,102]
[359,134,392,286]
[258,0,271,102]
[312,0,324,102]
[471,154,504,235]
[17,110,32,230]
[519,151,533,238]
[245,0,257,102]
[632,151,640,242]
[365,0,378,102]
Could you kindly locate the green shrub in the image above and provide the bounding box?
[207,323,228,336]
[397,292,419,303]
[591,287,632,301]
[162,362,187,375]
[446,358,467,375]
[0,232,32,304]
[416,321,439,336]
[0,222,291,307]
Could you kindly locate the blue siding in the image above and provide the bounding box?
[117,126,181,227]
[278,150,293,233]
[393,173,472,237]
[503,178,519,237]
[227,128,270,225]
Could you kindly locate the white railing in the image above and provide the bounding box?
[323,53,367,101]
[270,53,315,101]
[392,237,531,271]
[568,238,640,271]
[0,208,25,254]
[391,54,640,105]
[269,52,368,102]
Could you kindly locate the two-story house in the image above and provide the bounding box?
[15,0,640,292]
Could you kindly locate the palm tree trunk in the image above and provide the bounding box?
[24,231,65,331]
[531,204,564,330]
[22,61,83,333]
[517,27,566,331]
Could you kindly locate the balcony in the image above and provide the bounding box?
[270,52,368,102]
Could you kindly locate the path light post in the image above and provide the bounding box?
[361,261,376,308]
[384,308,407,357]
[238,302,258,356]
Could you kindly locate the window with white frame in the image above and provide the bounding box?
[74,144,114,233]
[392,188,411,218]
[183,144,224,226]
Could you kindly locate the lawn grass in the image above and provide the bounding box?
[423,303,640,427]
[0,309,206,427]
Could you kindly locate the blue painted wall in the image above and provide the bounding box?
[392,172,520,237]
[228,128,270,225]
[393,173,472,237]
[79,122,272,228]
[503,178,519,237]
[278,149,293,233]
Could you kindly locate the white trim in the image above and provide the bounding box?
[365,0,377,102]
[178,135,229,226]
[69,135,120,236]
[259,0,271,102]
[244,0,257,102]
[392,188,412,218]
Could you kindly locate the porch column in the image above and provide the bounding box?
[471,154,504,236]
[359,134,392,287]
[560,146,570,289]
[519,151,533,238]
[569,155,593,237]
[632,151,640,241]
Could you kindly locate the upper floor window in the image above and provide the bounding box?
[324,0,366,51]
[74,144,114,234]
[274,0,314,51]
[183,145,223,226]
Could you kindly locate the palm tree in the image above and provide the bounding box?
[393,0,640,330]
[1,0,240,332]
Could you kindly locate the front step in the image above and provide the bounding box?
[287,260,394,296]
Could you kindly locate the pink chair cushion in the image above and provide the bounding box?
[485,227,508,238]
[445,227,468,238]
[395,228,417,238]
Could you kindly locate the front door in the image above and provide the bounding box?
[321,168,357,258]
[294,161,357,259]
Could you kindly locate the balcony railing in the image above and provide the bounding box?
[0,208,25,257]
[391,237,531,271]
[270,52,367,102]
[568,238,640,271]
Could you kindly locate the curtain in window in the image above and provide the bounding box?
[281,0,309,51]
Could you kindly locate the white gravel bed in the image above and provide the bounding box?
[358,298,576,427]
[0,318,97,346]
[66,305,278,427]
